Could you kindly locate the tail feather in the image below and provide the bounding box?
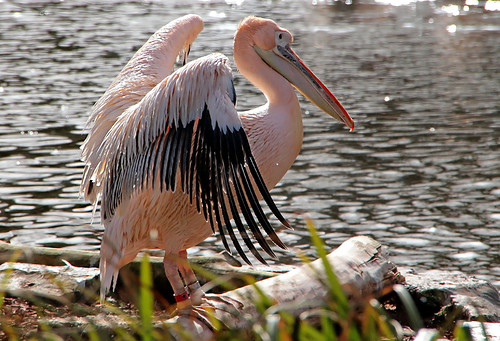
[99,257,120,300]
[99,234,122,300]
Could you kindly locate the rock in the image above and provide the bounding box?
[402,268,500,324]
[413,328,445,341]
[0,261,100,304]
[462,321,500,341]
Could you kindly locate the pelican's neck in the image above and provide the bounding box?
[234,39,298,110]
[234,35,304,189]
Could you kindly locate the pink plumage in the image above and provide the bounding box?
[81,14,353,308]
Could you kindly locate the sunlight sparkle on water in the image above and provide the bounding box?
[447,24,457,33]
[441,4,461,16]
[374,0,415,6]
[485,0,500,11]
[225,0,244,6]
[208,10,226,18]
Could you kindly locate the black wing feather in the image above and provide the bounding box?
[179,121,194,192]
[213,128,250,263]
[210,129,228,249]
[227,132,276,259]
[241,137,291,229]
[101,103,290,264]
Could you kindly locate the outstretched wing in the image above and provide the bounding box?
[87,53,289,264]
[81,14,204,202]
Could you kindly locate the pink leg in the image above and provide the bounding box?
[168,252,243,318]
[163,252,191,309]
[177,250,204,305]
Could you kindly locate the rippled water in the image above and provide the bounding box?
[0,0,499,285]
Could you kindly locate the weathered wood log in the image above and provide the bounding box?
[0,240,101,268]
[0,241,284,306]
[169,235,404,339]
[0,241,283,286]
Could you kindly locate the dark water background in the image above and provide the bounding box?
[0,0,499,286]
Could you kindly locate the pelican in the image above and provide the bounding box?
[81,14,354,309]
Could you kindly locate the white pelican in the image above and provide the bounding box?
[81,14,353,308]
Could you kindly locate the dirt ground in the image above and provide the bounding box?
[1,297,55,339]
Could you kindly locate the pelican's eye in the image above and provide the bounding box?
[275,31,291,47]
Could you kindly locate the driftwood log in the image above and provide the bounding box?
[169,235,403,339]
[0,240,282,287]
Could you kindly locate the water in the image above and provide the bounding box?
[0,0,499,286]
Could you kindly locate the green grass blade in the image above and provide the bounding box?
[320,311,336,341]
[454,323,473,341]
[393,284,423,332]
[306,219,349,316]
[298,320,325,341]
[139,253,154,341]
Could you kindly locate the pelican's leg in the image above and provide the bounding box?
[176,252,243,314]
[163,253,191,309]
[177,250,204,305]
[169,251,217,328]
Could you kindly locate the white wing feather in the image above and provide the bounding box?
[81,14,203,202]
[89,53,238,217]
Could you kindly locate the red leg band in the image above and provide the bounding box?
[174,290,189,303]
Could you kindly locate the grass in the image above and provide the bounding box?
[0,221,488,340]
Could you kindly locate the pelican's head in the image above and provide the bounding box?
[236,16,354,131]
